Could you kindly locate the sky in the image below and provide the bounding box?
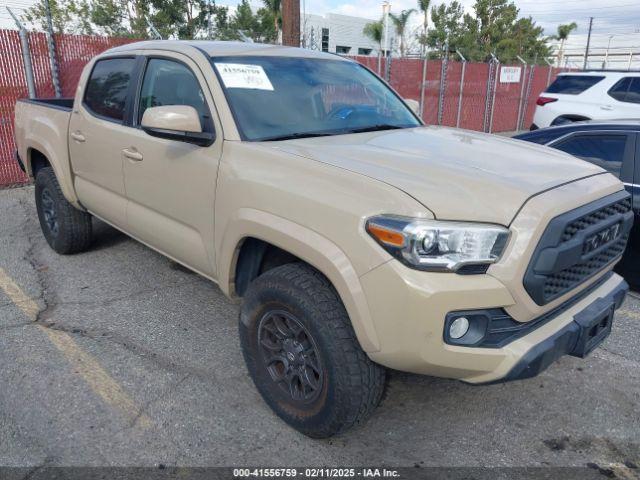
[1,0,639,66]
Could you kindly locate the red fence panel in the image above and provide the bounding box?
[0,30,139,188]
[0,29,29,186]
[0,33,563,188]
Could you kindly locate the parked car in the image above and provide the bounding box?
[515,120,639,188]
[14,41,633,438]
[531,71,640,130]
[515,121,640,285]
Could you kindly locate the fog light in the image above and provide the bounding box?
[449,317,470,339]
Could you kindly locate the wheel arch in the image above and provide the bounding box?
[218,208,381,352]
[24,140,82,209]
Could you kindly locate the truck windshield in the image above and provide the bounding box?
[211,56,420,141]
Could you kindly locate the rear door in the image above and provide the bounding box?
[122,51,223,278]
[68,56,139,229]
[604,76,640,120]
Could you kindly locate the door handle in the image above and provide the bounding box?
[600,105,614,111]
[122,148,143,161]
[70,131,85,142]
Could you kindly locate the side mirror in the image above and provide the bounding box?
[141,105,214,147]
[404,98,420,115]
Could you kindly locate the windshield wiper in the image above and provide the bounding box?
[261,131,337,141]
[343,124,407,134]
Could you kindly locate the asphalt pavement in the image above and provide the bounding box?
[0,185,639,471]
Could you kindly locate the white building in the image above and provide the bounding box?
[302,13,397,57]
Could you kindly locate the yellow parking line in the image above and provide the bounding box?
[0,267,40,321]
[0,267,151,428]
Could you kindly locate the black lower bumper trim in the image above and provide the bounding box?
[482,277,628,385]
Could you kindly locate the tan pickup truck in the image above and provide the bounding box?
[14,40,633,438]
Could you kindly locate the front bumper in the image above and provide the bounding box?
[483,275,627,384]
[360,260,628,384]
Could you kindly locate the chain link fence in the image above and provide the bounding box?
[0,29,564,188]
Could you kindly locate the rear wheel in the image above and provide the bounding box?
[239,263,386,438]
[35,167,92,254]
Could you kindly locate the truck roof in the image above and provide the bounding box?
[106,40,351,61]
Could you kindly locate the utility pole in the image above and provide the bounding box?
[281,0,300,47]
[583,17,593,70]
[383,1,391,81]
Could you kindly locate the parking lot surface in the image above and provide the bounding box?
[0,185,639,469]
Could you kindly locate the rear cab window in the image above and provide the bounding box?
[84,57,136,122]
[546,75,605,95]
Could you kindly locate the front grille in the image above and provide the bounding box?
[561,197,631,242]
[524,191,633,306]
[542,235,628,300]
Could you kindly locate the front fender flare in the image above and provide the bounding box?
[217,208,382,353]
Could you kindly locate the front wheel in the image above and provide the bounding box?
[239,263,386,438]
[35,167,93,254]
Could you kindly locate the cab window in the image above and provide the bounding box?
[138,58,211,131]
[84,57,136,122]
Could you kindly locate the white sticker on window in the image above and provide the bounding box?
[215,63,274,91]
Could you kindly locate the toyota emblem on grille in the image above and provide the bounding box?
[583,223,621,255]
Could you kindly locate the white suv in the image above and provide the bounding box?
[532,71,640,130]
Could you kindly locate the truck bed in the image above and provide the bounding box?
[14,97,78,205]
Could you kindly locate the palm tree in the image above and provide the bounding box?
[389,9,415,57]
[363,20,384,73]
[554,22,577,67]
[417,0,430,56]
[262,0,281,43]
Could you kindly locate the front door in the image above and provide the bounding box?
[68,56,138,229]
[123,53,222,278]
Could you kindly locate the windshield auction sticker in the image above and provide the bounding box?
[215,63,274,90]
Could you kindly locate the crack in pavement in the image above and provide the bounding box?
[125,373,192,432]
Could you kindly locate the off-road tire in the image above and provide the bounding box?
[239,262,386,438]
[35,167,92,254]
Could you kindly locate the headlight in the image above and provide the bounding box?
[365,215,509,272]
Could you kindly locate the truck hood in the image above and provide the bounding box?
[268,126,606,225]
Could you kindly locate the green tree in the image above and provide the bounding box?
[420,0,551,63]
[22,0,93,34]
[497,16,550,63]
[228,0,277,42]
[363,20,383,53]
[389,9,415,56]
[89,0,149,37]
[262,0,281,43]
[417,0,430,56]
[363,19,384,72]
[425,1,464,54]
[553,22,577,66]
[148,0,214,39]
